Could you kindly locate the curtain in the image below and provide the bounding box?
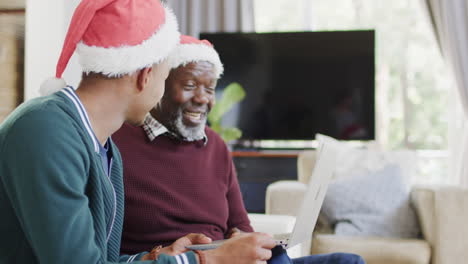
[422,0,468,188]
[164,0,255,37]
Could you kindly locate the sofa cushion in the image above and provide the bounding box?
[311,234,431,264]
[321,165,421,238]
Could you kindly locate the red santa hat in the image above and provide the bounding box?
[169,35,224,78]
[40,0,180,96]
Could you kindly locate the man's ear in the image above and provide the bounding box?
[136,66,154,92]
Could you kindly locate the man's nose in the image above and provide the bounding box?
[193,87,210,104]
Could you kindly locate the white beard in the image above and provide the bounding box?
[170,109,206,141]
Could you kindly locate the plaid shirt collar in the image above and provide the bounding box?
[142,114,208,145]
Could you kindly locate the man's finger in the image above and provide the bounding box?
[252,233,276,249]
[171,237,191,252]
[256,247,273,261]
[185,233,212,244]
[228,227,244,238]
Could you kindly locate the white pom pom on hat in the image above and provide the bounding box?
[40,0,180,96]
[39,78,67,96]
[169,35,224,78]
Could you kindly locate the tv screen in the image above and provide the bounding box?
[200,30,375,145]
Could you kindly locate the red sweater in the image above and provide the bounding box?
[113,123,253,254]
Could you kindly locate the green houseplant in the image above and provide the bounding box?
[208,82,246,142]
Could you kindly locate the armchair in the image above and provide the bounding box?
[265,150,468,264]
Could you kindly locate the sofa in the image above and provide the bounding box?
[263,150,468,264]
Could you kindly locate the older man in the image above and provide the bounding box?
[114,35,251,251]
[113,35,365,264]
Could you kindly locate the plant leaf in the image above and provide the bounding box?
[210,123,222,134]
[220,127,242,142]
[208,82,246,124]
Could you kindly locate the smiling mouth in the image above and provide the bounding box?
[184,110,203,119]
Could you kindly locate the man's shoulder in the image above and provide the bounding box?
[113,122,145,145]
[3,95,74,128]
[204,126,232,154]
[0,94,82,150]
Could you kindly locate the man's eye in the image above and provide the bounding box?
[184,83,196,89]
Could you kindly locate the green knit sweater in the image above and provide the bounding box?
[0,91,197,264]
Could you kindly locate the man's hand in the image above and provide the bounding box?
[204,232,276,264]
[142,233,212,260]
[164,233,212,256]
[227,227,244,238]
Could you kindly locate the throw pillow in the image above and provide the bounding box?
[316,134,419,184]
[321,164,421,238]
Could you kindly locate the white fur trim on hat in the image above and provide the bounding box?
[169,43,224,78]
[76,7,179,77]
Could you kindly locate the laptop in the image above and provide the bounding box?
[186,137,338,251]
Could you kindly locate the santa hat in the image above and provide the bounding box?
[169,35,224,78]
[40,0,180,96]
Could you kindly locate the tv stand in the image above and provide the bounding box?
[232,150,300,213]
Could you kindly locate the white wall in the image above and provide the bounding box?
[25,0,81,100]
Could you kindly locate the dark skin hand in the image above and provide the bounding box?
[142,232,276,264]
[227,227,244,238]
[141,233,212,260]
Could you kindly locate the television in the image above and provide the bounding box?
[200,30,375,149]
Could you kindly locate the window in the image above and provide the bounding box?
[254,0,451,184]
